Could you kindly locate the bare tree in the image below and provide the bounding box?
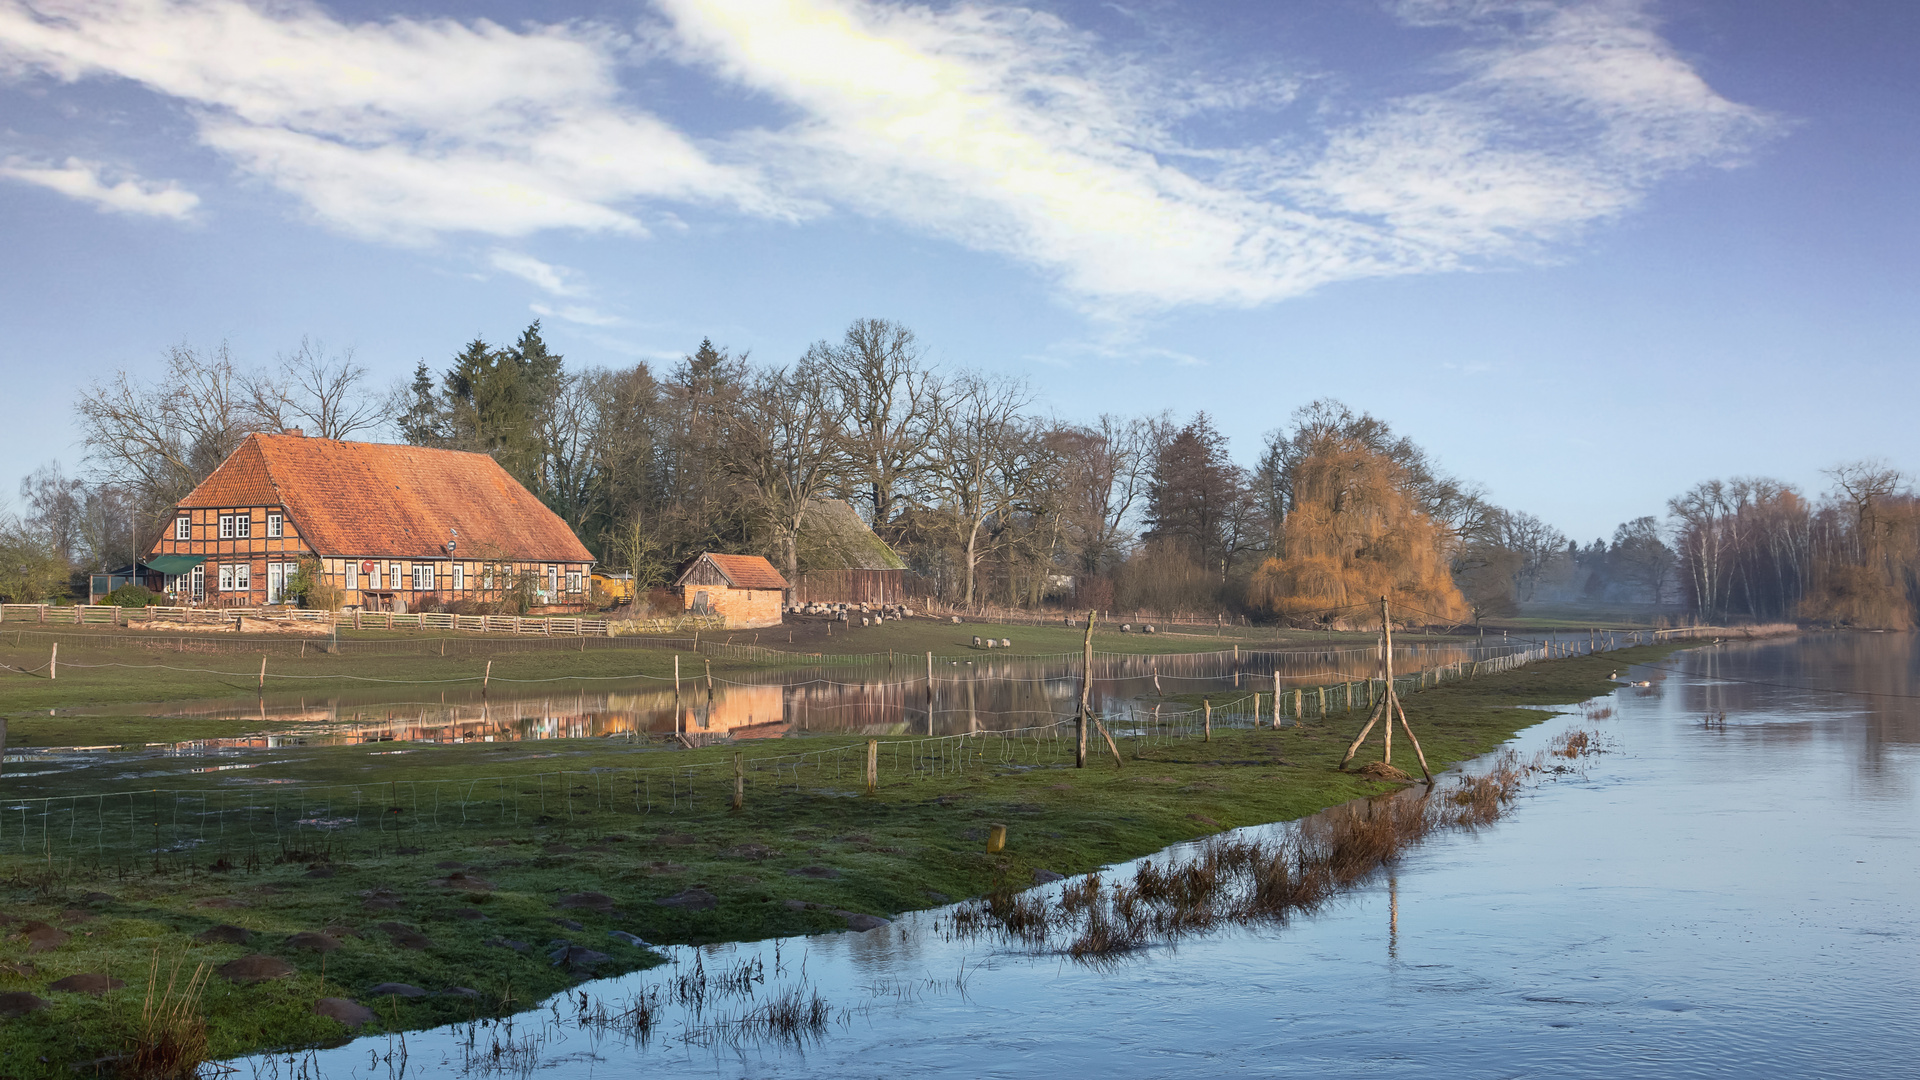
[76,341,260,514]
[813,319,943,534]
[926,372,1032,608]
[719,359,849,578]
[246,338,382,440]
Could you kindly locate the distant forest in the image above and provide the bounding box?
[7,319,1916,629]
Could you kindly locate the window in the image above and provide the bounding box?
[414,564,436,591]
[482,566,494,590]
[390,563,402,590]
[267,513,282,538]
[567,570,582,593]
[233,563,251,590]
[218,564,233,591]
[346,562,358,590]
[452,564,465,591]
[175,516,190,540]
[219,515,234,539]
[368,562,381,590]
[189,564,204,602]
[547,566,558,596]
[234,514,251,539]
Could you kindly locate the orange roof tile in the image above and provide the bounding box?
[693,553,789,591]
[177,433,593,563]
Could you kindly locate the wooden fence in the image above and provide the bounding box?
[0,604,724,639]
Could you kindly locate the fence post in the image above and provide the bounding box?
[866,739,878,794]
[49,642,56,680]
[731,752,744,811]
[1273,674,1281,728]
[1203,699,1212,742]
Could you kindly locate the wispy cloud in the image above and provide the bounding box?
[0,0,1777,310]
[0,0,791,242]
[490,250,581,296]
[0,156,198,218]
[530,301,622,327]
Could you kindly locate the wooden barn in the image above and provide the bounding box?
[787,499,908,605]
[675,553,789,628]
[144,431,595,611]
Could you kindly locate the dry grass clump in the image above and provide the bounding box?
[125,954,211,1080]
[950,755,1545,961]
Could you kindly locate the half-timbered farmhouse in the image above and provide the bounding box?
[145,432,594,611]
[675,553,788,628]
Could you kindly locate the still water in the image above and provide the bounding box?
[243,632,1919,1078]
[50,637,1527,754]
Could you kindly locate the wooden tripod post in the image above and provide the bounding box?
[1339,596,1433,783]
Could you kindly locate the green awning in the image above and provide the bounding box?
[145,554,205,574]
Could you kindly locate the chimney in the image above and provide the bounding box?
[284,428,304,437]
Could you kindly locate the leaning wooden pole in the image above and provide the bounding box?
[1075,609,1093,768]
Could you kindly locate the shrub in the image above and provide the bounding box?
[104,583,156,608]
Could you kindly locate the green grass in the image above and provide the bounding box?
[0,641,1689,1073]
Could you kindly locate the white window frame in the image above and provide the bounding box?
[547,565,558,596]
[233,563,251,590]
[414,564,435,591]
[234,514,251,539]
[482,566,494,590]
[175,515,190,540]
[267,562,285,603]
[452,564,465,591]
[219,515,234,539]
[346,562,359,590]
[368,562,382,590]
[567,570,582,593]
[218,564,234,591]
[390,563,403,590]
[267,513,283,539]
[190,564,204,601]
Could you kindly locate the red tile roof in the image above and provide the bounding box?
[695,553,789,591]
[177,433,593,562]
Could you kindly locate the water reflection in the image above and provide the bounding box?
[109,640,1523,751]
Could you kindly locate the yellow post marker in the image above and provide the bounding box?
[987,823,1007,853]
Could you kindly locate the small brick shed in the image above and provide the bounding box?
[675,553,789,629]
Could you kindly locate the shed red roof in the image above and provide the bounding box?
[687,553,789,591]
[176,433,593,562]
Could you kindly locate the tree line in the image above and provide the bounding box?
[6,318,1917,628]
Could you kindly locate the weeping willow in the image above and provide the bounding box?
[1250,434,1468,624]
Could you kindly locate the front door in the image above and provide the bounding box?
[190,564,205,603]
[267,563,286,604]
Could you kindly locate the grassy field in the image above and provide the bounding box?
[0,640,1688,1072]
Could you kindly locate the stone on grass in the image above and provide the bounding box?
[0,991,50,1017]
[48,973,125,996]
[195,924,252,945]
[606,930,652,948]
[838,912,891,932]
[376,922,432,950]
[556,892,615,914]
[549,918,583,932]
[654,888,717,911]
[218,954,295,985]
[314,997,375,1028]
[1032,870,1065,885]
[286,932,341,952]
[547,945,610,971]
[366,982,426,998]
[21,922,69,953]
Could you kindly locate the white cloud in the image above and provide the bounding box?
[0,0,791,242]
[660,0,1776,309]
[530,301,622,327]
[490,250,581,296]
[0,156,198,218]
[0,0,1777,310]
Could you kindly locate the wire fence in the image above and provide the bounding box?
[0,628,1680,866]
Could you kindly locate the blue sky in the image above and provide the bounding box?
[1,0,1915,543]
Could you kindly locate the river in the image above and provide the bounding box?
[221,631,1920,1078]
